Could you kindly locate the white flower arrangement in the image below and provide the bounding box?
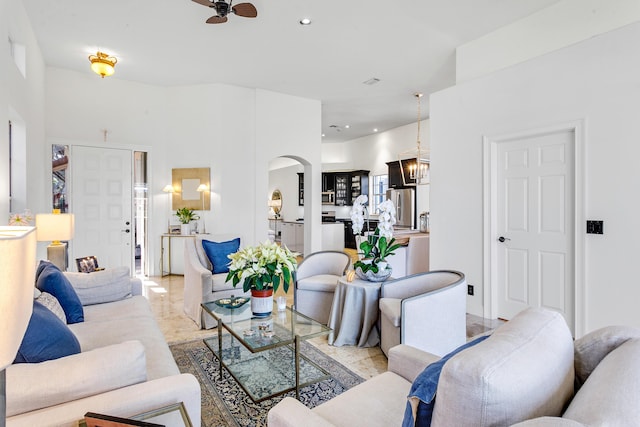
[350,195,368,235]
[351,197,401,275]
[226,240,298,293]
[9,209,33,226]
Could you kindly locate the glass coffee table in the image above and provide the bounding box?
[201,300,331,402]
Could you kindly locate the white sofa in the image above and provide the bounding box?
[269,307,640,426]
[184,234,249,328]
[6,267,201,427]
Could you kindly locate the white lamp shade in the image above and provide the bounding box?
[35,213,75,242]
[0,226,36,369]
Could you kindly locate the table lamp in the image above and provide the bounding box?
[197,184,208,233]
[35,212,75,271]
[0,226,36,426]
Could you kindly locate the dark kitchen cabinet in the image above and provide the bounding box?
[350,170,369,202]
[334,173,349,206]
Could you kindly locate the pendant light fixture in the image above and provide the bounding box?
[88,51,117,78]
[398,93,430,186]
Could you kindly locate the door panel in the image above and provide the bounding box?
[71,146,133,272]
[496,130,574,331]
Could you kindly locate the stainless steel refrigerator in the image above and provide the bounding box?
[386,188,415,229]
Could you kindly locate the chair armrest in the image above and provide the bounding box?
[268,397,335,427]
[387,344,440,382]
[184,240,214,295]
[381,270,465,300]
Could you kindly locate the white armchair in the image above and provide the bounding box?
[378,270,466,357]
[294,251,351,324]
[183,234,248,328]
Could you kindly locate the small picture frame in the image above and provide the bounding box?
[76,256,99,273]
[169,225,181,235]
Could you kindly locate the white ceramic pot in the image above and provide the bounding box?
[181,223,191,235]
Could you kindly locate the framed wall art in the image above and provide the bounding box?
[171,167,210,211]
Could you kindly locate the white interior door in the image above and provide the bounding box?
[70,146,133,272]
[495,130,575,331]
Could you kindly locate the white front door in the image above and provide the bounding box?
[70,146,133,272]
[494,129,575,332]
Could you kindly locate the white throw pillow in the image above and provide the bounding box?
[35,291,66,323]
[64,266,132,305]
[6,340,147,416]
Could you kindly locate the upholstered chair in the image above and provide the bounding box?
[294,250,351,324]
[378,270,466,356]
[183,234,248,328]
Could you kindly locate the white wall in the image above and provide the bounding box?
[44,69,321,274]
[456,0,640,83]
[268,164,303,222]
[431,22,640,334]
[0,0,48,257]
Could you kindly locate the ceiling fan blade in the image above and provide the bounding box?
[192,0,215,7]
[232,3,257,18]
[206,15,228,24]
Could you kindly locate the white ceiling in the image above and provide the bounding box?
[23,0,560,143]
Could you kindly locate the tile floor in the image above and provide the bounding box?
[143,274,503,380]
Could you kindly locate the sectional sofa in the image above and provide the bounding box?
[269,307,640,426]
[6,265,201,427]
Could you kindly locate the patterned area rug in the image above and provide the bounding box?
[170,338,364,427]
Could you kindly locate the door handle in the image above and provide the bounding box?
[498,236,510,243]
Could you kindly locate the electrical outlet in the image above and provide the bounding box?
[467,284,474,296]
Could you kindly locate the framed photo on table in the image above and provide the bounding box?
[76,256,99,273]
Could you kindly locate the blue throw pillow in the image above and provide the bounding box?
[402,334,490,427]
[36,261,84,324]
[202,238,240,274]
[14,301,81,363]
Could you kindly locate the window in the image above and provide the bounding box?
[371,174,388,213]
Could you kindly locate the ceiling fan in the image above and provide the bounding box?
[192,0,258,24]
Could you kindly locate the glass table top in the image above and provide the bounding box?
[201,300,331,352]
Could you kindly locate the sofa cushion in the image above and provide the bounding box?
[64,266,133,305]
[6,340,147,417]
[296,274,341,292]
[379,298,401,327]
[573,325,640,389]
[403,334,490,427]
[431,308,574,427]
[202,238,240,274]
[563,338,640,426]
[14,301,81,364]
[35,261,84,323]
[313,371,411,426]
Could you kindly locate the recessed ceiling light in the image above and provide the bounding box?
[345,125,350,129]
[321,133,325,137]
[299,18,312,25]
[373,128,378,132]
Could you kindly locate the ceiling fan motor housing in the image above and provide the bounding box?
[214,1,230,16]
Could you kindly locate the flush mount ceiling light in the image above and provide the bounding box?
[299,17,312,25]
[88,51,117,78]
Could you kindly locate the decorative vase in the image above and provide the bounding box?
[251,288,273,317]
[180,223,191,235]
[355,265,392,282]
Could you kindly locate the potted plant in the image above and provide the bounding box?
[225,240,298,317]
[350,196,401,281]
[175,207,200,235]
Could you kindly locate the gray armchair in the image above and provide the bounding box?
[378,270,466,356]
[183,234,248,328]
[294,251,351,324]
